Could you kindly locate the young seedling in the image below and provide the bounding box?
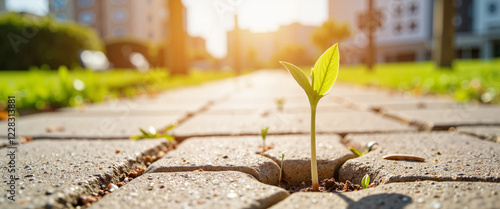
[260,127,269,154]
[280,44,340,191]
[275,97,285,112]
[361,174,370,189]
[348,141,378,157]
[130,123,176,141]
[279,153,285,185]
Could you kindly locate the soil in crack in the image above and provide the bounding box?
[280,177,373,194]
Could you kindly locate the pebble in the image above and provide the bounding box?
[129,192,138,197]
[38,180,43,183]
[418,198,425,203]
[402,197,409,202]
[45,190,53,195]
[430,202,442,209]
[312,199,318,204]
[443,167,448,171]
[108,184,119,192]
[226,192,238,198]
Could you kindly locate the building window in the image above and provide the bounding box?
[113,28,128,36]
[78,0,94,8]
[394,22,403,34]
[393,5,403,17]
[409,3,418,15]
[51,0,67,10]
[113,9,128,22]
[79,11,95,25]
[409,21,418,32]
[489,2,497,15]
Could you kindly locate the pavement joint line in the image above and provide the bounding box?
[72,140,177,208]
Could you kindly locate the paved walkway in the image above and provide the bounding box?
[1,70,499,209]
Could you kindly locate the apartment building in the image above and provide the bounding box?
[329,0,500,64]
[49,0,168,44]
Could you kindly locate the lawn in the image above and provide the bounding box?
[335,59,500,104]
[0,67,237,112]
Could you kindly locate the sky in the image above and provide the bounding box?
[4,0,328,58]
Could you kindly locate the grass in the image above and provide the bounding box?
[334,59,500,104]
[0,67,237,112]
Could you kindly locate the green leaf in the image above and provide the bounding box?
[348,146,363,157]
[361,174,370,189]
[139,128,150,137]
[365,141,378,154]
[280,61,313,98]
[312,44,340,96]
[261,127,269,140]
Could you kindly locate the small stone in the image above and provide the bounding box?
[402,197,409,202]
[129,192,138,196]
[430,202,442,209]
[45,190,53,195]
[418,198,425,203]
[443,167,448,171]
[226,192,238,198]
[312,199,318,204]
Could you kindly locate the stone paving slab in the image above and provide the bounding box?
[59,97,207,116]
[204,97,357,115]
[270,181,500,209]
[456,126,500,143]
[172,111,415,137]
[339,132,500,184]
[263,135,356,185]
[0,139,170,208]
[146,136,280,184]
[381,104,500,130]
[0,112,181,138]
[91,171,289,209]
[335,94,456,111]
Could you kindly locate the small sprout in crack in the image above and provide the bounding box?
[275,97,285,112]
[349,141,378,156]
[279,153,285,185]
[361,174,370,189]
[281,43,339,191]
[260,127,269,154]
[130,123,176,141]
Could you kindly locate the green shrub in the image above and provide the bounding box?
[0,12,103,70]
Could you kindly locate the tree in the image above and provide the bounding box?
[311,19,351,52]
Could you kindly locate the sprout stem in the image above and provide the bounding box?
[310,102,319,191]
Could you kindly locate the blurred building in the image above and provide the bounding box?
[456,0,500,59]
[48,0,167,44]
[227,22,316,68]
[329,0,433,64]
[329,0,500,64]
[0,0,5,12]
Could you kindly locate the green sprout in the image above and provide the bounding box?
[361,174,370,189]
[260,127,269,154]
[275,97,285,111]
[130,123,176,141]
[280,44,340,191]
[279,153,285,185]
[348,141,378,157]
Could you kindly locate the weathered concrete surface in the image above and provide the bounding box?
[0,112,181,138]
[92,171,289,209]
[146,136,280,184]
[270,181,500,209]
[172,111,415,137]
[336,93,456,111]
[0,139,170,209]
[205,98,356,115]
[339,132,500,184]
[381,104,500,130]
[456,126,500,143]
[262,135,355,185]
